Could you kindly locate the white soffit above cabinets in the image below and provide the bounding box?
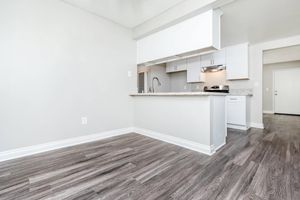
[133,0,235,39]
[61,0,186,28]
[221,0,300,46]
[61,0,234,37]
[62,0,300,46]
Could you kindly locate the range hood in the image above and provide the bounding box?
[201,65,226,73]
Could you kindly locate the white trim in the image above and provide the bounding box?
[263,110,274,114]
[259,35,300,129]
[0,128,133,162]
[0,126,221,162]
[273,70,276,113]
[227,124,250,131]
[212,141,226,152]
[132,127,214,156]
[250,122,264,129]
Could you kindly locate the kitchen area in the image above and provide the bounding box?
[131,9,252,155]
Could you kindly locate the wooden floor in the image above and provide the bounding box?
[0,114,299,200]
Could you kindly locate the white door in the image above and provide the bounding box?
[274,68,300,115]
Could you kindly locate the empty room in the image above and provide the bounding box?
[0,0,300,199]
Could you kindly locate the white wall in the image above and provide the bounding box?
[0,0,136,151]
[263,61,300,112]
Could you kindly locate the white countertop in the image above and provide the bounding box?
[228,89,253,96]
[228,93,253,96]
[130,92,227,96]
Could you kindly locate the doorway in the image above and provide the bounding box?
[263,44,300,115]
[273,68,300,115]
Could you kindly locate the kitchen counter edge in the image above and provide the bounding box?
[130,92,228,96]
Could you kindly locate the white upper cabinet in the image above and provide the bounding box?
[200,54,213,67]
[213,49,226,66]
[225,43,249,80]
[137,9,222,65]
[166,59,187,73]
[200,49,225,67]
[187,56,205,83]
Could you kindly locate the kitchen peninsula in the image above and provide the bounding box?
[130,92,227,155]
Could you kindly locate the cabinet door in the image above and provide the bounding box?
[200,53,213,67]
[166,59,187,73]
[226,43,249,80]
[137,10,221,64]
[187,56,205,83]
[227,96,246,126]
[213,49,226,66]
[176,59,187,71]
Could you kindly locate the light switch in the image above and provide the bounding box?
[81,117,88,125]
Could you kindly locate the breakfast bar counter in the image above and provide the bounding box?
[130,93,227,155]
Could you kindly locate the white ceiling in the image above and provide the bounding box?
[62,0,185,28]
[63,0,300,46]
[221,0,300,46]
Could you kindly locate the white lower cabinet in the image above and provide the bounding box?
[227,96,250,130]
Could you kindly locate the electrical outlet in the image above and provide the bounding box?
[81,117,88,125]
[127,71,132,77]
[183,85,187,90]
[196,85,200,89]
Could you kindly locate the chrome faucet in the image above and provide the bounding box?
[150,76,161,93]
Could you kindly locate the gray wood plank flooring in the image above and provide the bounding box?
[0,114,299,200]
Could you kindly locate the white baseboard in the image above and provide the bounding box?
[263,110,274,114]
[132,127,214,156]
[250,122,264,129]
[227,124,250,131]
[212,142,226,153]
[0,126,221,162]
[0,128,133,162]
